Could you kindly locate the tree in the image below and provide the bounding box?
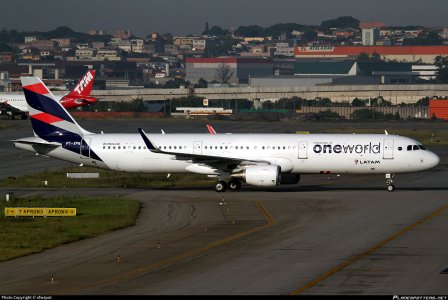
[370,52,382,61]
[215,63,234,83]
[234,25,264,37]
[203,22,210,35]
[435,56,448,83]
[207,26,229,37]
[302,30,318,42]
[319,16,360,31]
[357,52,370,61]
[195,78,208,88]
[351,98,366,107]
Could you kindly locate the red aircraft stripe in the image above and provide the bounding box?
[31,112,63,124]
[23,83,49,95]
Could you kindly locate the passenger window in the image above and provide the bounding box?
[398,147,402,151]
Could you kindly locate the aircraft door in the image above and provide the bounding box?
[383,138,394,159]
[80,138,91,159]
[298,141,308,159]
[193,141,202,155]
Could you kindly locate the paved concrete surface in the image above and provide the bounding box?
[0,118,447,295]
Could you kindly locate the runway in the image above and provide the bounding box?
[0,118,447,295]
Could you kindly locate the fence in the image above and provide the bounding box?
[297,106,429,119]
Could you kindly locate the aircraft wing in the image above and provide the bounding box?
[138,128,269,172]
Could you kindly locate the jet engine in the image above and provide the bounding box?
[231,165,281,187]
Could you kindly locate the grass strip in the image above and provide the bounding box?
[0,196,140,262]
[0,166,215,188]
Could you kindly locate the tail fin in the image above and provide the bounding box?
[66,70,96,98]
[21,76,91,142]
[207,124,216,134]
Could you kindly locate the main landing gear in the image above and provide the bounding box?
[215,179,242,192]
[385,173,395,192]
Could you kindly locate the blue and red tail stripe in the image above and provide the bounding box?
[20,76,102,162]
[23,88,75,124]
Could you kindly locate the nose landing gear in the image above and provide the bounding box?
[386,173,395,192]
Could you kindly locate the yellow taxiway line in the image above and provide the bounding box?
[289,203,448,295]
[58,200,276,293]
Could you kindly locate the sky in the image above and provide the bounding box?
[1,0,447,37]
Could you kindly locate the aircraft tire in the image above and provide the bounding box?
[215,181,227,192]
[228,180,241,191]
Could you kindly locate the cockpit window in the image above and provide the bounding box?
[412,145,419,150]
[407,145,412,151]
[418,145,426,150]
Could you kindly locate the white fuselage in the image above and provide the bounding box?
[1,93,64,112]
[14,133,440,175]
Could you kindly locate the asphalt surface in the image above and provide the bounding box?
[0,118,447,295]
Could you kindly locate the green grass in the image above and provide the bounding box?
[315,128,448,145]
[0,196,140,262]
[0,166,215,188]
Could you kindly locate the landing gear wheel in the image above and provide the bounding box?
[215,181,227,192]
[385,173,395,192]
[228,180,241,191]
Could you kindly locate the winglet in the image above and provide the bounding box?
[138,128,159,152]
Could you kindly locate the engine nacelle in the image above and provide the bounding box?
[231,165,281,187]
[280,173,301,185]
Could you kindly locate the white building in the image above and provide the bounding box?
[131,39,144,53]
[362,28,380,46]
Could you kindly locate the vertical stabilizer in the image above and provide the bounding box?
[21,76,91,142]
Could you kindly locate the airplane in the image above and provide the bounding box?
[0,70,97,119]
[12,76,440,192]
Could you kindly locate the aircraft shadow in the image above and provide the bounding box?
[148,185,448,193]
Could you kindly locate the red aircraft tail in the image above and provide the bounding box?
[60,70,98,109]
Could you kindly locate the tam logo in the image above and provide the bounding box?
[74,71,94,95]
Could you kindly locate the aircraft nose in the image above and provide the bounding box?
[428,151,440,169]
